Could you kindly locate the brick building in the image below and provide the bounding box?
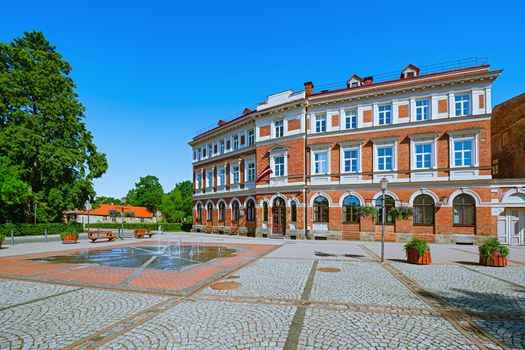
[189,61,525,245]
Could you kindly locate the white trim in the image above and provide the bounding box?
[269,193,288,207]
[408,189,440,206]
[372,191,400,204]
[309,192,334,207]
[243,196,257,207]
[501,189,525,204]
[216,198,227,209]
[338,191,365,207]
[448,189,482,206]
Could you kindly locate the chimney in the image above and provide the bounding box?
[363,76,373,85]
[304,81,314,96]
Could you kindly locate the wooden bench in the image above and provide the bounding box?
[88,231,116,242]
[134,229,155,239]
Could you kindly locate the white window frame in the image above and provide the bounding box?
[207,144,213,158]
[205,168,214,188]
[196,172,202,189]
[219,140,225,154]
[218,166,226,186]
[245,159,256,182]
[314,114,327,133]
[312,150,329,175]
[455,93,471,117]
[274,120,284,138]
[232,135,239,151]
[415,99,430,121]
[247,130,255,146]
[230,162,240,184]
[411,139,436,170]
[344,109,358,129]
[341,146,360,173]
[450,135,477,168]
[378,104,392,125]
[373,141,397,172]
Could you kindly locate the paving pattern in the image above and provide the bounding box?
[0,239,524,350]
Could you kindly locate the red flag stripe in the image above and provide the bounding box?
[255,165,273,183]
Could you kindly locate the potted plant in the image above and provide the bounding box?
[60,226,79,244]
[356,205,378,222]
[404,237,431,265]
[479,239,509,267]
[390,206,413,220]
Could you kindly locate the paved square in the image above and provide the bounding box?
[0,234,523,349]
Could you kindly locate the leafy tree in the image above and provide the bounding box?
[124,211,135,218]
[0,31,108,223]
[126,175,163,214]
[94,196,122,205]
[159,181,193,223]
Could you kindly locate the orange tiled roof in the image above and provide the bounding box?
[76,204,153,218]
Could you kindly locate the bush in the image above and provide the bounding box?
[85,222,182,232]
[0,223,82,236]
[0,235,4,247]
[404,237,428,256]
[479,238,509,258]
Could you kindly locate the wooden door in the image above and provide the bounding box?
[272,198,286,234]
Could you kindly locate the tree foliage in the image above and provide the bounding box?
[0,31,108,223]
[158,180,193,223]
[126,175,164,214]
[94,196,122,205]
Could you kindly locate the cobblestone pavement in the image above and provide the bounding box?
[1,239,524,350]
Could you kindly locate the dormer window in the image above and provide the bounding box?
[346,75,363,88]
[400,64,420,79]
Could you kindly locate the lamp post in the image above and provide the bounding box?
[155,211,161,231]
[85,200,92,233]
[34,203,38,226]
[380,178,388,263]
[120,197,126,240]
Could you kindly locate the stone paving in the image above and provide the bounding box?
[0,236,524,350]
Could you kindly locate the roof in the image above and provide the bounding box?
[75,204,153,218]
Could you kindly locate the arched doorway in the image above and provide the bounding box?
[272,197,286,234]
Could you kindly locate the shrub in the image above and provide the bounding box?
[0,235,4,248]
[0,223,82,236]
[356,205,377,220]
[404,237,428,256]
[85,222,182,232]
[479,238,509,258]
[390,206,413,220]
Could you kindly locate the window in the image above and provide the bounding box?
[291,201,297,223]
[454,139,473,167]
[207,203,213,221]
[413,194,434,225]
[274,156,285,177]
[246,199,255,221]
[196,172,202,189]
[275,120,284,138]
[345,110,357,129]
[248,130,255,146]
[315,114,326,133]
[416,99,430,121]
[453,194,475,225]
[219,140,225,154]
[232,135,239,150]
[313,151,328,174]
[343,195,360,223]
[263,202,268,222]
[197,203,202,221]
[378,105,392,125]
[219,202,225,221]
[351,81,359,87]
[232,201,240,221]
[415,143,432,169]
[218,167,226,186]
[207,144,213,157]
[232,164,240,183]
[246,161,256,182]
[455,94,470,116]
[376,195,395,224]
[343,148,359,173]
[313,196,329,223]
[377,146,393,171]
[206,169,213,188]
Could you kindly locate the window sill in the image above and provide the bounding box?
[452,224,475,227]
[413,223,435,227]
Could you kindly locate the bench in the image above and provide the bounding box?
[88,231,116,242]
[134,229,155,239]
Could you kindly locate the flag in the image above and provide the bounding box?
[256,165,273,183]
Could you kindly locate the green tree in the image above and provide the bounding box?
[0,31,108,223]
[94,196,122,205]
[159,180,193,223]
[126,175,163,214]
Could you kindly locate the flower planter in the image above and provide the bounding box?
[406,247,432,265]
[479,249,508,267]
[61,234,78,244]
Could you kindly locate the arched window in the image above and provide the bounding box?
[453,194,475,226]
[376,195,395,224]
[232,201,240,221]
[343,195,360,223]
[291,201,297,223]
[219,202,225,221]
[263,201,268,222]
[313,196,329,223]
[197,203,202,221]
[246,199,255,221]
[413,194,435,225]
[207,203,213,221]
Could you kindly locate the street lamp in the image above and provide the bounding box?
[155,211,161,231]
[120,197,126,240]
[85,200,92,233]
[380,178,388,263]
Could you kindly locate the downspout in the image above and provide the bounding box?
[304,103,309,240]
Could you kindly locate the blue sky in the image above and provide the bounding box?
[1,0,524,198]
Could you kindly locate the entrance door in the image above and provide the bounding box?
[499,208,525,246]
[272,198,286,234]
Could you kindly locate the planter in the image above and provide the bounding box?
[406,247,432,265]
[61,234,78,244]
[479,249,508,267]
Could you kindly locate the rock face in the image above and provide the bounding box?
[492,93,525,179]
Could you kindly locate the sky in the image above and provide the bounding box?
[1,0,524,198]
